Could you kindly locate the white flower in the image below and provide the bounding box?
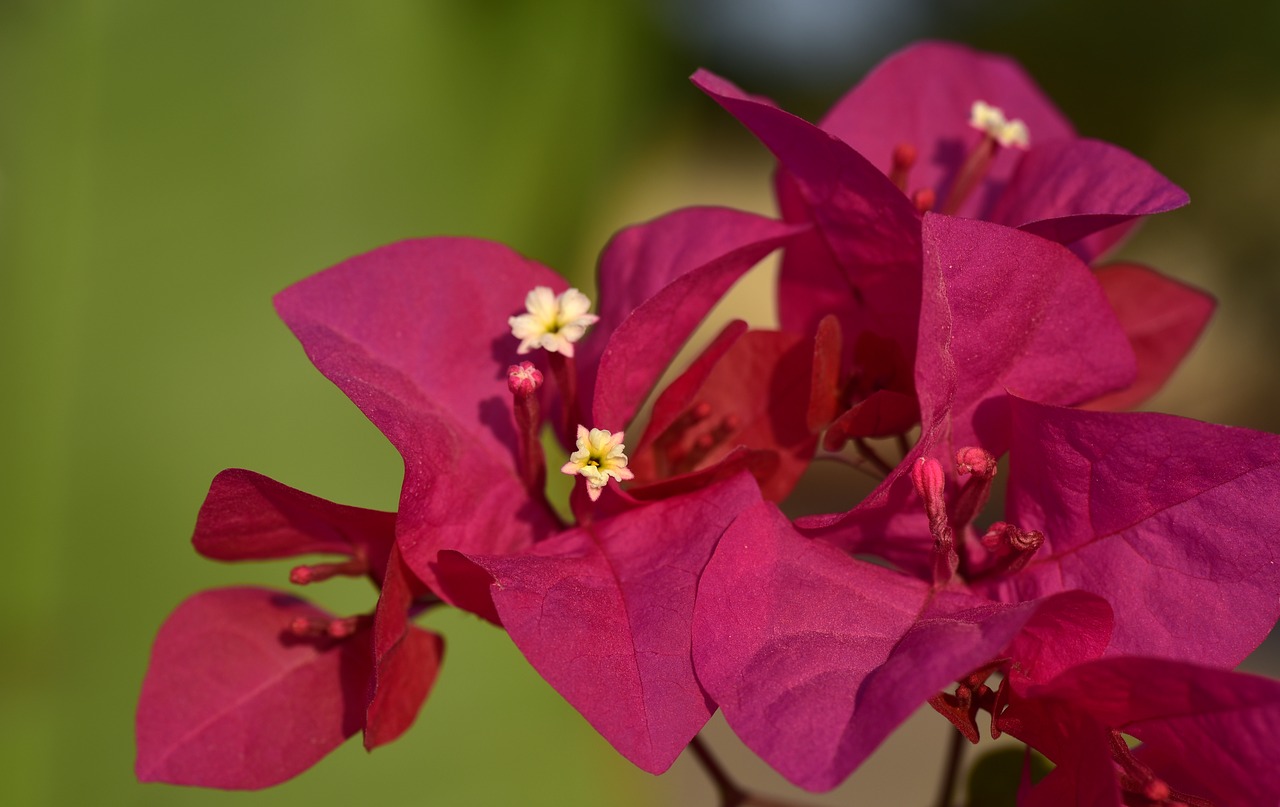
[560,425,634,501]
[508,286,600,358]
[968,100,1030,149]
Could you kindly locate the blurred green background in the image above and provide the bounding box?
[4,2,1278,805]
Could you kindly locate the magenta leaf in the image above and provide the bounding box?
[817,41,1075,222]
[447,473,762,774]
[637,318,748,444]
[994,139,1188,252]
[773,171,857,364]
[1085,263,1215,411]
[136,587,374,789]
[692,69,923,361]
[995,396,1280,665]
[192,468,395,578]
[1001,589,1114,687]
[364,545,443,750]
[692,500,1113,790]
[1005,658,1280,805]
[920,214,1136,456]
[274,239,563,591]
[588,206,800,430]
[630,329,817,502]
[1006,701,1124,807]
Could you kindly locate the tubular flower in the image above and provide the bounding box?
[508,285,599,357]
[140,206,813,786]
[968,100,1030,149]
[561,425,634,501]
[693,41,1210,414]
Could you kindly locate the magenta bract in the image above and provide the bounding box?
[136,587,375,789]
[1001,657,1280,805]
[137,472,443,788]
[446,473,762,774]
[691,499,1116,791]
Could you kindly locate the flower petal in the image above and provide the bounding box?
[994,138,1188,257]
[693,69,923,365]
[1084,263,1215,411]
[817,41,1075,221]
[274,239,563,592]
[996,397,1280,665]
[630,329,817,502]
[192,469,395,577]
[693,500,1111,791]
[364,544,443,750]
[920,214,1136,456]
[585,206,801,430]
[136,587,373,789]
[446,473,761,774]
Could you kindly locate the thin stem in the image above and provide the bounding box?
[853,438,895,478]
[813,452,885,483]
[688,736,746,807]
[933,726,967,807]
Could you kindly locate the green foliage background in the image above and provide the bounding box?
[3,2,1278,805]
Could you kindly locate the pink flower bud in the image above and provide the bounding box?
[955,446,997,479]
[910,457,947,513]
[507,361,543,396]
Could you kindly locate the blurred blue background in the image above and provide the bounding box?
[3,2,1278,805]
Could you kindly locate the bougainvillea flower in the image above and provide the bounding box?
[803,214,1280,666]
[692,42,1209,414]
[997,657,1280,806]
[690,497,1116,790]
[692,206,1278,789]
[247,206,821,774]
[989,395,1280,664]
[803,42,1187,250]
[137,469,443,788]
[274,207,811,595]
[442,472,762,774]
[800,211,1135,573]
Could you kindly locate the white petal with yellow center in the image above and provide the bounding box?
[508,286,600,358]
[968,100,1030,149]
[561,425,634,501]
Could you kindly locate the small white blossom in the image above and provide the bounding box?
[969,100,1030,149]
[508,286,599,358]
[561,425,634,501]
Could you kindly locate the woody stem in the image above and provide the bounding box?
[853,438,895,477]
[688,736,746,807]
[933,727,966,807]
